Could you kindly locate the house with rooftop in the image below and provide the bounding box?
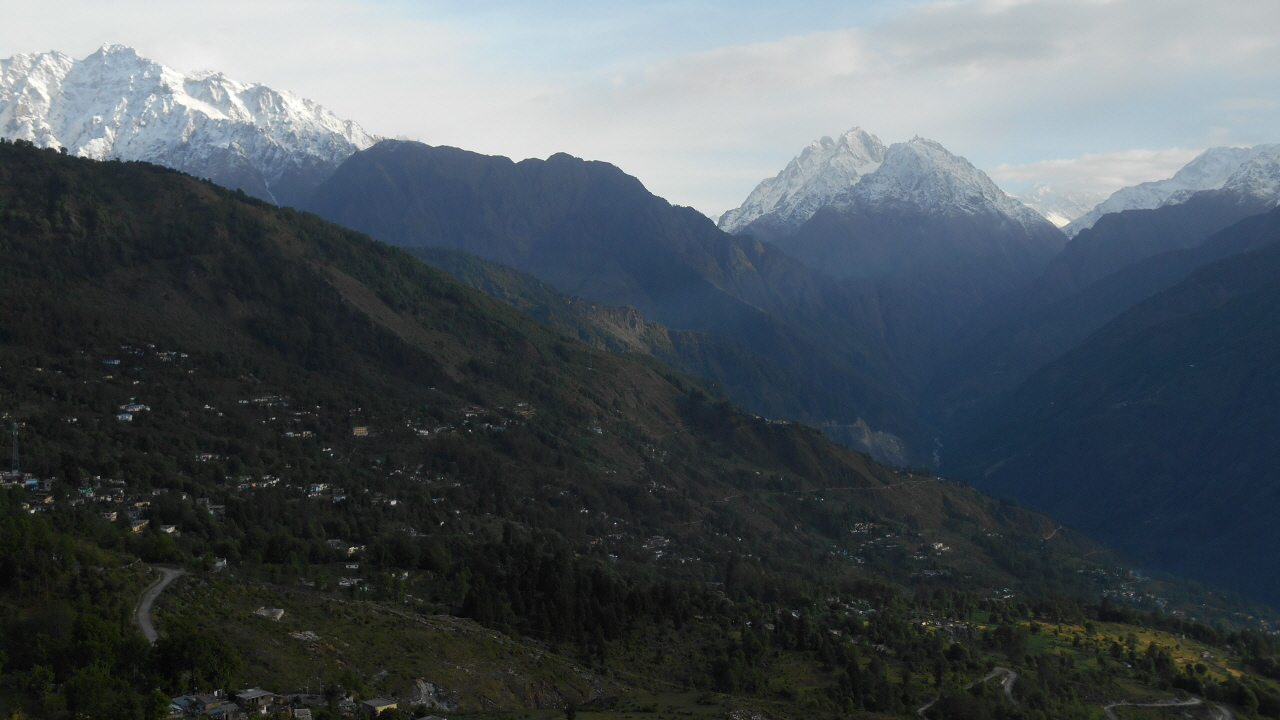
[360,698,397,716]
[234,688,276,712]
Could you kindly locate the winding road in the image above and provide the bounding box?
[991,667,1019,704]
[917,662,1235,720]
[135,565,185,644]
[918,667,1019,718]
[1103,698,1235,720]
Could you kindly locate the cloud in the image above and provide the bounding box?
[988,147,1205,197]
[553,0,1280,214]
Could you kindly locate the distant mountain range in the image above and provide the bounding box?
[1064,144,1280,237]
[930,156,1280,433]
[0,45,376,206]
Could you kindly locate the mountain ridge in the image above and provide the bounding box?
[408,245,915,465]
[948,204,1280,607]
[1064,144,1280,237]
[305,139,933,457]
[929,198,1280,434]
[717,127,885,239]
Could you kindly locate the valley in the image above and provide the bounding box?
[0,36,1279,720]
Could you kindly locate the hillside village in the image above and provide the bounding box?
[165,686,446,719]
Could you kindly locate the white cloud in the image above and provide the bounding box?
[988,147,1205,198]
[515,0,1280,214]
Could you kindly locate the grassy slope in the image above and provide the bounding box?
[153,570,1280,719]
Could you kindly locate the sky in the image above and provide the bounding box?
[1,0,1279,218]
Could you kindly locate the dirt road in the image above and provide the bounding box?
[135,565,185,644]
[918,667,1018,718]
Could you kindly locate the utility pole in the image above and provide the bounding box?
[10,422,17,476]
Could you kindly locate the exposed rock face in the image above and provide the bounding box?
[406,680,458,711]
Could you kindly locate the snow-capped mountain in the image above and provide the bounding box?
[756,133,1066,349]
[1014,183,1107,228]
[1220,144,1280,200]
[1063,145,1280,237]
[721,130,1056,242]
[717,127,885,238]
[0,45,377,207]
[828,137,1051,230]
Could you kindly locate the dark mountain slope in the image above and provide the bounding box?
[410,246,913,464]
[0,138,1129,609]
[774,204,1065,361]
[306,140,927,454]
[966,190,1275,340]
[948,225,1280,607]
[929,205,1280,431]
[759,139,1067,373]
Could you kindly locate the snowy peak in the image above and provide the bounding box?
[0,50,76,147]
[0,44,377,206]
[720,130,1053,238]
[1062,145,1280,237]
[839,137,1046,227]
[1221,144,1280,200]
[717,127,886,235]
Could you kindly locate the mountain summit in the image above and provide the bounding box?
[719,130,1053,240]
[828,136,1050,230]
[726,132,1065,367]
[0,44,376,206]
[717,127,886,239]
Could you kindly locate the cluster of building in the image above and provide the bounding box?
[168,689,440,719]
[0,468,225,541]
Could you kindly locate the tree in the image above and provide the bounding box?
[146,689,172,720]
[153,621,242,693]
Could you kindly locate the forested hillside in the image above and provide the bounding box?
[409,246,912,463]
[305,140,930,459]
[0,140,1277,719]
